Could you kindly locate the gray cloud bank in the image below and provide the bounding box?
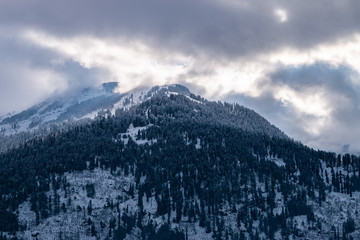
[1,0,360,58]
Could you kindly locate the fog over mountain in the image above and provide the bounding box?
[1,0,360,152]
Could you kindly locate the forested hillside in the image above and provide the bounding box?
[0,92,359,240]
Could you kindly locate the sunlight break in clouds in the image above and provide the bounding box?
[268,34,360,75]
[274,8,288,23]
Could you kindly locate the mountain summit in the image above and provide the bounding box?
[0,83,191,133]
[0,82,285,139]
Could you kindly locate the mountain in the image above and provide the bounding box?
[1,82,135,133]
[0,83,285,152]
[0,82,205,132]
[0,83,284,139]
[0,83,358,240]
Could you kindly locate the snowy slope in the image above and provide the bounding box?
[0,83,193,136]
[16,168,214,240]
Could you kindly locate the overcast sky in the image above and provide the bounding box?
[1,0,360,153]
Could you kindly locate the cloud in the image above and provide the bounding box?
[0,61,66,114]
[226,63,360,153]
[274,8,288,23]
[0,34,103,114]
[1,0,360,152]
[1,0,360,59]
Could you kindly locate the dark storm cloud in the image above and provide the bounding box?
[269,64,358,93]
[1,0,360,59]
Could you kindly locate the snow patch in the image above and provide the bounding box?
[265,155,285,167]
[121,124,157,145]
[195,138,201,149]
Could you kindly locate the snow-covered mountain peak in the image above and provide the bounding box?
[0,82,196,135]
[0,81,285,144]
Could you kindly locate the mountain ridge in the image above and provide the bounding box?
[0,83,193,132]
[0,82,286,142]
